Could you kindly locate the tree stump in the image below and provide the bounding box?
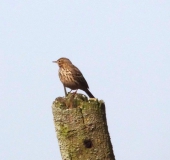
[52,93,115,160]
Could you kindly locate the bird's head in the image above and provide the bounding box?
[53,57,72,68]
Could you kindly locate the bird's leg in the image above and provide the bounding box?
[72,89,78,97]
[68,89,72,93]
[63,85,67,97]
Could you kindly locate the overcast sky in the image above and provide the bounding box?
[0,1,170,160]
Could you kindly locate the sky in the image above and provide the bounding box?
[0,1,170,160]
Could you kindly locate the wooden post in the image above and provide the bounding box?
[52,93,115,160]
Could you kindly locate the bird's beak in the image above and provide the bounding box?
[52,60,58,63]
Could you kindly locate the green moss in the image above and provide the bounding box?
[59,124,70,137]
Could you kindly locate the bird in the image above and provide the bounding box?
[53,57,95,98]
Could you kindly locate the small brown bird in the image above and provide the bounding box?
[53,57,95,98]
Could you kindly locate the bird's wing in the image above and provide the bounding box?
[69,65,89,89]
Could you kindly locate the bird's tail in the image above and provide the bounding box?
[84,89,95,98]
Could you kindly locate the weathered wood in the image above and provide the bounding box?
[52,93,115,160]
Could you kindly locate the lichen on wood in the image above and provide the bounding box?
[52,93,115,160]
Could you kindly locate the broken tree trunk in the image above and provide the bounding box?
[52,93,115,160]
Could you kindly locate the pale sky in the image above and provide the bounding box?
[1,1,170,160]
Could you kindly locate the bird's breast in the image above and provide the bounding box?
[58,68,77,88]
[59,68,72,77]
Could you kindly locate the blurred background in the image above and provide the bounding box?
[0,1,170,160]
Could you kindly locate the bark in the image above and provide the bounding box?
[52,93,115,160]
